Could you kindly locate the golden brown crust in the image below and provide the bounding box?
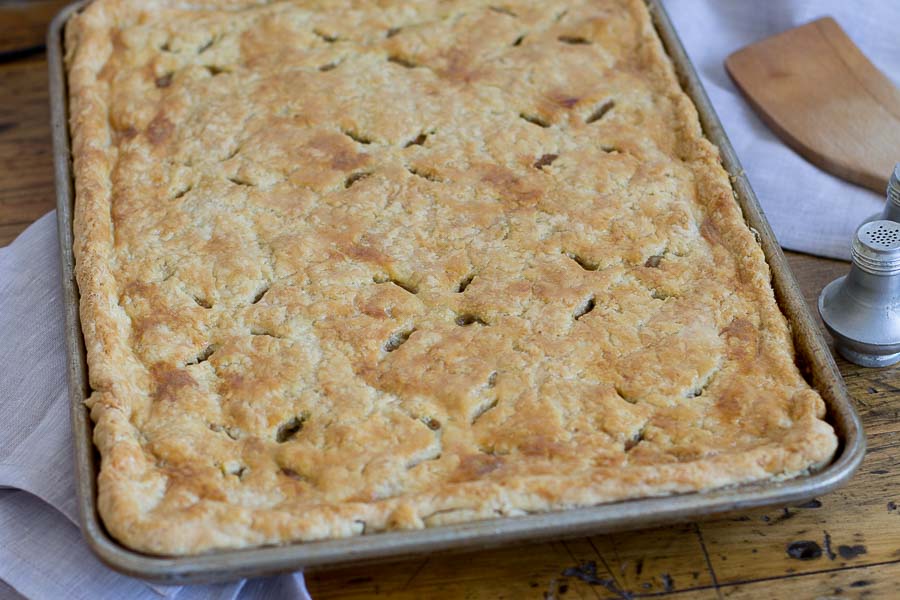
[66,0,837,555]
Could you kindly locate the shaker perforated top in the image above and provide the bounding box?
[853,220,900,274]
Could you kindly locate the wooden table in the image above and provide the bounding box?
[2,14,898,599]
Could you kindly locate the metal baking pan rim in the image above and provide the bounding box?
[49,0,865,584]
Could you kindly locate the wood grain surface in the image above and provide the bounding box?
[0,0,71,57]
[725,17,900,194]
[1,26,898,600]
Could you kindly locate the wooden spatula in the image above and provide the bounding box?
[725,17,900,194]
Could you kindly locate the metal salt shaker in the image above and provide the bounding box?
[881,164,900,222]
[818,166,900,367]
[818,231,900,367]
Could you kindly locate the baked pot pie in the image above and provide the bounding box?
[65,0,838,554]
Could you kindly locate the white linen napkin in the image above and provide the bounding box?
[1,1,897,597]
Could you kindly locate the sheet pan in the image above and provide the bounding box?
[48,0,866,583]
